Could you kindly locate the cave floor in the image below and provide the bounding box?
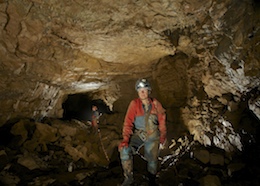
[15,153,260,186]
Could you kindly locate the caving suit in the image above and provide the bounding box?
[119,97,166,184]
[91,110,99,133]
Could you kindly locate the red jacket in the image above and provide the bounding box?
[122,97,167,144]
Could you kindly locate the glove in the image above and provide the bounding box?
[118,141,128,151]
[118,136,129,151]
[160,136,166,145]
[159,143,165,150]
[159,138,167,150]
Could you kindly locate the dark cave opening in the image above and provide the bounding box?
[62,93,111,122]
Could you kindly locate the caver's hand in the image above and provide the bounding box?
[159,139,167,150]
[118,136,129,151]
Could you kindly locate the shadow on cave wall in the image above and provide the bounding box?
[62,94,111,122]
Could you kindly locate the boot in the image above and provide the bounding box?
[121,159,133,186]
[148,172,157,186]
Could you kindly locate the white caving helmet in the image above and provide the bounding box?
[135,78,152,92]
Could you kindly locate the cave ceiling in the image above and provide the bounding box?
[0,0,259,124]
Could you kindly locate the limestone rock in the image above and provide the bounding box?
[199,175,221,186]
[194,149,210,164]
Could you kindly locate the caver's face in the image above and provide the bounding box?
[137,88,149,100]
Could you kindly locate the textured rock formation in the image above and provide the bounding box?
[0,118,256,186]
[0,1,259,184]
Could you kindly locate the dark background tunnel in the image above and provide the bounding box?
[62,94,111,121]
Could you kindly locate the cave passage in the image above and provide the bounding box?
[62,94,110,121]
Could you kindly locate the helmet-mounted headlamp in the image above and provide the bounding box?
[135,78,151,91]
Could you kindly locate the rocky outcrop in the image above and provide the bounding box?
[0,118,259,186]
[5,118,119,172]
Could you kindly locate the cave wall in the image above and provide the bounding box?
[0,0,259,152]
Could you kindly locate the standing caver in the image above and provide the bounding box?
[118,78,167,186]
